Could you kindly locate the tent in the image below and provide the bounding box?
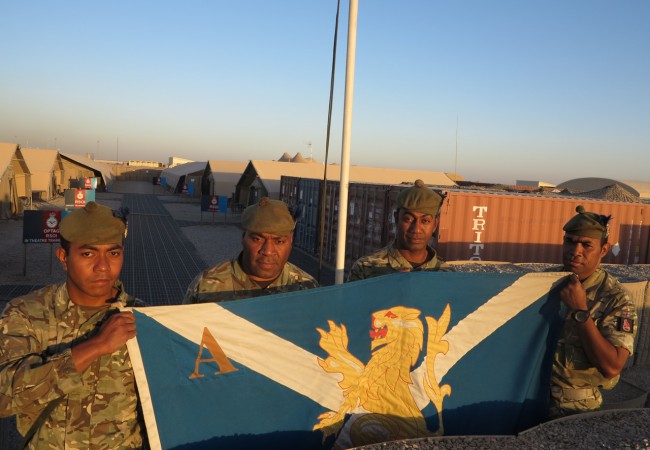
[557,178,640,198]
[0,143,31,219]
[161,161,207,196]
[60,153,115,191]
[20,148,63,201]
[203,160,247,197]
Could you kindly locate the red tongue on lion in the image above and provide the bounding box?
[369,310,396,339]
[369,328,387,339]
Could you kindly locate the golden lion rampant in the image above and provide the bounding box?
[314,305,452,447]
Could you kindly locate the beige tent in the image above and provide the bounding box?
[235,160,457,207]
[0,143,31,219]
[21,148,64,201]
[203,160,247,197]
[161,161,207,196]
[60,153,115,191]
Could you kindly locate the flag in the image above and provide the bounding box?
[127,272,566,450]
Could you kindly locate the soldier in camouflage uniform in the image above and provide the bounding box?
[549,205,637,418]
[348,179,449,281]
[0,202,145,449]
[183,197,318,303]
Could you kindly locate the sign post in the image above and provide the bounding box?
[219,195,228,225]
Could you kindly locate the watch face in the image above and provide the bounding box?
[573,310,590,323]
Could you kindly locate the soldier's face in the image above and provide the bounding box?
[562,233,609,280]
[395,209,439,253]
[56,242,123,307]
[241,231,293,282]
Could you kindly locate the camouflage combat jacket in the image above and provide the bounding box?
[348,242,450,281]
[550,268,636,414]
[0,281,144,449]
[182,253,319,303]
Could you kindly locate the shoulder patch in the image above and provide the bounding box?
[617,317,634,334]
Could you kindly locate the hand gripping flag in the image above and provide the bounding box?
[127,272,566,449]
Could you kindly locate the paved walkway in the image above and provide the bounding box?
[120,193,207,305]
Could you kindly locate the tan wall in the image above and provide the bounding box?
[113,165,163,181]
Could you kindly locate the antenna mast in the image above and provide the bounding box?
[454,115,459,177]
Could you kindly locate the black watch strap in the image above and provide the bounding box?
[571,309,590,323]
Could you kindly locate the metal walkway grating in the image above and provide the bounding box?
[120,194,207,305]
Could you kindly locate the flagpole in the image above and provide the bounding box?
[335,0,359,285]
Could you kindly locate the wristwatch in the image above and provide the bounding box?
[571,309,590,323]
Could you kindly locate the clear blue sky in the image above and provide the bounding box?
[1,1,648,184]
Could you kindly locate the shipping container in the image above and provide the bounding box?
[346,183,389,266]
[281,176,323,255]
[295,178,321,254]
[281,179,650,271]
[438,190,650,264]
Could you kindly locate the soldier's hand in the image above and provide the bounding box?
[94,311,137,355]
[559,273,588,311]
[71,311,137,373]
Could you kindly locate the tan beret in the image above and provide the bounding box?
[396,179,443,216]
[60,202,127,244]
[563,205,609,240]
[241,197,295,236]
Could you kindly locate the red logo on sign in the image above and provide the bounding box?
[208,195,219,212]
[74,189,86,208]
[41,211,62,243]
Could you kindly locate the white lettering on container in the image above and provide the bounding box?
[469,206,488,260]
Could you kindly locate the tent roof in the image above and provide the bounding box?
[0,142,19,175]
[161,161,207,188]
[243,160,457,198]
[207,160,248,174]
[571,184,641,203]
[20,148,59,173]
[163,161,208,176]
[290,152,307,163]
[206,160,248,196]
[556,177,640,197]
[622,180,650,199]
[60,153,116,186]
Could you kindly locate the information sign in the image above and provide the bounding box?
[23,210,70,243]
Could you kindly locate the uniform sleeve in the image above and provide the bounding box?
[347,260,366,282]
[599,289,637,355]
[300,274,320,289]
[0,303,82,418]
[439,262,455,272]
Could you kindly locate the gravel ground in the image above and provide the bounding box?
[448,261,650,283]
[355,409,650,450]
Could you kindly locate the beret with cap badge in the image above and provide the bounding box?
[396,179,443,216]
[59,201,128,244]
[563,205,610,240]
[241,197,295,236]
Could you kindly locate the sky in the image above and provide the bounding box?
[1,1,648,185]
